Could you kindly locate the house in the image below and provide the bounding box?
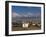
[32,24,36,26]
[22,23,29,28]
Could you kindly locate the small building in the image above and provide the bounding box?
[32,24,36,26]
[22,23,29,28]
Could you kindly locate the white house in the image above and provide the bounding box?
[32,24,36,26]
[22,23,29,28]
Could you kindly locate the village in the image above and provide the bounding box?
[12,20,41,31]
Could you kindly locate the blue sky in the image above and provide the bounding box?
[12,6,41,17]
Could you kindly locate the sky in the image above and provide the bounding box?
[12,6,41,17]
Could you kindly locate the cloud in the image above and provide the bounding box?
[12,12,21,17]
[12,12,41,18]
[22,12,33,17]
[33,13,41,17]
